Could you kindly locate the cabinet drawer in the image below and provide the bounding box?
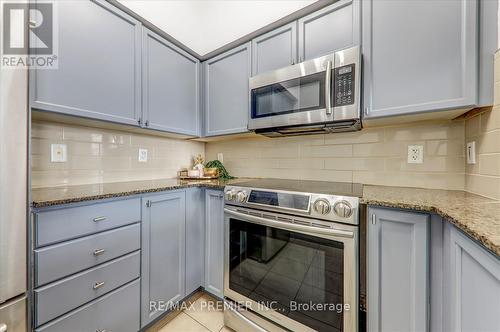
[35,197,141,247]
[35,251,140,326]
[35,279,140,332]
[35,223,140,287]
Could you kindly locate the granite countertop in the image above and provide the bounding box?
[361,185,500,257]
[31,178,250,208]
[32,179,500,256]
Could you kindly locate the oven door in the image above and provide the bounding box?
[224,207,358,332]
[248,53,334,131]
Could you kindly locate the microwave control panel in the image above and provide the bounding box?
[333,64,355,107]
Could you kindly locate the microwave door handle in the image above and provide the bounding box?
[325,60,332,115]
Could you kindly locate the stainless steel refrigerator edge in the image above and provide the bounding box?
[0,40,29,332]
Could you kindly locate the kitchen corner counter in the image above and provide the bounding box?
[361,185,500,257]
[31,180,500,257]
[31,178,250,208]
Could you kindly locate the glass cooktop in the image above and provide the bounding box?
[234,179,363,198]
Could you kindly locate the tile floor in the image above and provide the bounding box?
[154,294,233,332]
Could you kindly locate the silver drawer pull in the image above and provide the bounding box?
[93,249,106,256]
[93,216,107,222]
[96,329,106,332]
[93,281,105,290]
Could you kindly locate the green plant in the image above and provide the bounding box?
[205,160,235,180]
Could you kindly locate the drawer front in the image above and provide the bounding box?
[35,223,140,286]
[35,251,140,326]
[35,279,140,332]
[36,197,141,247]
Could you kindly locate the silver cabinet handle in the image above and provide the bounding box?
[93,216,106,222]
[325,60,332,115]
[93,249,105,256]
[0,323,7,332]
[96,329,106,332]
[93,281,105,290]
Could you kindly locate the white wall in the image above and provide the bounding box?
[118,0,315,55]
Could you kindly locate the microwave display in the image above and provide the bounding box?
[334,64,355,107]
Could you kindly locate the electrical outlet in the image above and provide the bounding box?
[467,141,476,164]
[217,153,224,163]
[407,145,424,164]
[51,144,67,162]
[138,148,148,162]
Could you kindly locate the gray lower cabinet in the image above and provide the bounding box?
[443,223,500,332]
[203,42,251,136]
[252,22,297,75]
[298,0,360,62]
[30,0,141,125]
[204,189,224,298]
[142,27,200,136]
[185,188,205,295]
[367,207,429,332]
[35,280,140,332]
[141,191,186,327]
[35,251,140,326]
[362,0,478,119]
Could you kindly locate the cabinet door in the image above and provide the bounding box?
[30,0,141,125]
[252,22,297,75]
[142,28,200,136]
[204,190,224,298]
[443,223,500,332]
[367,207,429,332]
[298,0,360,62]
[185,188,205,295]
[141,191,186,327]
[362,0,477,118]
[203,42,251,136]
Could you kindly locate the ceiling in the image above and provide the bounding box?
[118,0,317,56]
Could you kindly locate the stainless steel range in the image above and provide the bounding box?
[223,179,362,332]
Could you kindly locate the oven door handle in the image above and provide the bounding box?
[325,60,333,115]
[224,208,354,238]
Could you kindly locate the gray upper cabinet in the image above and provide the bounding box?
[204,190,224,298]
[142,28,200,136]
[478,0,498,107]
[362,0,478,119]
[185,188,205,295]
[368,207,429,332]
[203,42,251,137]
[252,22,297,75]
[141,191,186,327]
[30,0,141,125]
[298,0,360,62]
[443,223,500,332]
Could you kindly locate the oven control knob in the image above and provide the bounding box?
[225,190,236,201]
[236,191,247,203]
[313,198,331,215]
[333,201,352,218]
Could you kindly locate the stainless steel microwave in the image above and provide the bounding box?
[248,45,361,137]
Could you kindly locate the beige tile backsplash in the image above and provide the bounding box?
[206,121,466,190]
[31,54,500,196]
[463,52,500,200]
[31,121,204,188]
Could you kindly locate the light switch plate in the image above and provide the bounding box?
[51,144,67,162]
[138,148,148,162]
[467,141,476,164]
[407,145,424,164]
[217,153,224,163]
